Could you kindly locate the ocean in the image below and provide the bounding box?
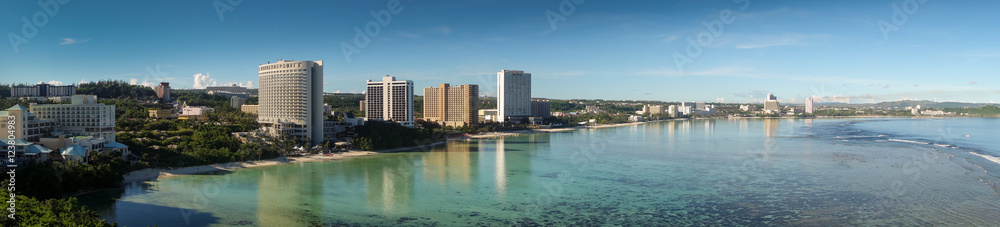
[78,118,1000,226]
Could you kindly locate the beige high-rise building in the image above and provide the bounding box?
[764,93,781,114]
[29,95,116,141]
[0,105,56,142]
[423,83,479,127]
[365,75,414,127]
[241,104,259,114]
[258,60,324,145]
[154,82,171,101]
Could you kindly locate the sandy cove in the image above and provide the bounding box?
[121,141,447,183]
[122,121,658,183]
[121,121,656,183]
[122,151,378,183]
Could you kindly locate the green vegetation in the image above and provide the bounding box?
[0,98,59,110]
[0,189,113,227]
[117,117,279,168]
[414,95,423,118]
[77,80,156,100]
[352,121,444,151]
[549,113,632,125]
[174,90,231,107]
[813,109,912,117]
[944,105,1000,116]
[0,84,10,98]
[14,152,129,200]
[0,153,128,226]
[323,94,365,117]
[99,99,170,119]
[550,100,586,112]
[479,97,497,110]
[423,120,528,134]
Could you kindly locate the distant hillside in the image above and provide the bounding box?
[815,100,986,109]
[866,100,985,109]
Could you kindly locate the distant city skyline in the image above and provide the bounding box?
[2,1,998,104]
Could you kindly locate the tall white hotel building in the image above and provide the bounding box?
[497,70,531,122]
[365,75,414,127]
[258,60,324,145]
[805,97,814,114]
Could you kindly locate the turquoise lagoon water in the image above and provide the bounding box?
[78,118,1000,226]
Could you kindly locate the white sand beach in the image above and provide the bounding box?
[122,151,378,183]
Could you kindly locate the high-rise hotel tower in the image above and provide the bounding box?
[365,75,414,127]
[258,60,324,145]
[423,83,479,127]
[497,70,531,122]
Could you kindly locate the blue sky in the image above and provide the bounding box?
[2,0,998,104]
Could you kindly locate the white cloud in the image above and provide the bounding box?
[59,38,90,45]
[218,80,256,89]
[193,73,217,89]
[78,79,89,84]
[715,97,725,103]
[128,78,156,87]
[46,80,64,86]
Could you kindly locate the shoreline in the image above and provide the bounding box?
[122,151,378,183]
[456,120,656,140]
[121,141,447,183]
[118,116,977,184]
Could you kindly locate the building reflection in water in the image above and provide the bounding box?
[258,164,325,226]
[422,141,478,189]
[763,118,779,138]
[494,138,507,198]
[666,121,677,150]
[477,135,542,200]
[363,154,416,215]
[703,119,715,139]
[762,118,780,161]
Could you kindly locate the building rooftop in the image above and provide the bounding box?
[25,145,52,154]
[61,144,87,156]
[0,139,32,146]
[105,142,128,149]
[5,104,28,111]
